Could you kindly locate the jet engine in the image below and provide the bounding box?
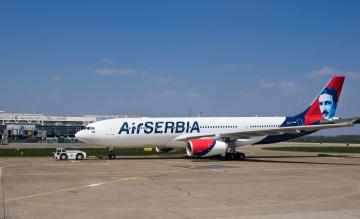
[186,139,227,157]
[155,146,174,153]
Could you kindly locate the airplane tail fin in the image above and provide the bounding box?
[296,76,345,125]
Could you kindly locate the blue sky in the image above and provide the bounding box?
[0,0,359,134]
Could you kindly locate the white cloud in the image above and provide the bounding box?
[277,81,296,89]
[259,79,276,88]
[185,92,201,99]
[51,76,62,81]
[239,79,301,98]
[259,79,297,90]
[306,67,360,80]
[101,58,113,64]
[143,70,151,76]
[152,76,183,84]
[305,66,336,78]
[95,68,136,76]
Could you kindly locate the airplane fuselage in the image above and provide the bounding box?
[76,116,297,148]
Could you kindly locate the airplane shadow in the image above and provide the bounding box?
[212,155,360,166]
[188,154,360,166]
[108,155,187,160]
[240,158,360,166]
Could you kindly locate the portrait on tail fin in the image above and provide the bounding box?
[318,88,337,120]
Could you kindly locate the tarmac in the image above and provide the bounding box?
[1,145,360,219]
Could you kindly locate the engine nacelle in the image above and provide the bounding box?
[186,139,227,157]
[155,146,174,153]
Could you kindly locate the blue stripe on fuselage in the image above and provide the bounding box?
[255,130,316,144]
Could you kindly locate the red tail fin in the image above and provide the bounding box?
[302,76,345,125]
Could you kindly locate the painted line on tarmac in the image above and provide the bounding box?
[4,168,195,202]
[4,176,150,203]
[3,169,187,177]
[112,176,150,180]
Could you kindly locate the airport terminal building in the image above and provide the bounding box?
[0,111,131,144]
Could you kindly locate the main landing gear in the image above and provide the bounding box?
[225,151,246,161]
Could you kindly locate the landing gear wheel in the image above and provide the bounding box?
[234,152,241,160]
[225,152,246,160]
[238,152,246,160]
[225,153,232,160]
[109,154,116,160]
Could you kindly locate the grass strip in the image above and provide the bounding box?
[263,147,360,153]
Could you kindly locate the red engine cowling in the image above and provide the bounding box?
[186,139,228,157]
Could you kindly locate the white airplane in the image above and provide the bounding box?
[75,76,360,160]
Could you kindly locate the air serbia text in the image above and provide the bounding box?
[118,121,200,135]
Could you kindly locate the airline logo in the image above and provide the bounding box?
[299,76,344,125]
[318,88,338,120]
[118,121,200,135]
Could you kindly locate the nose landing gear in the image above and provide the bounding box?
[108,147,116,159]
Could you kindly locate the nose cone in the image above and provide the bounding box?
[75,130,85,142]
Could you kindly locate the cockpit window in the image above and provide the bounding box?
[83,126,95,130]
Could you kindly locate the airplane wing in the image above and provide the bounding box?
[174,116,360,141]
